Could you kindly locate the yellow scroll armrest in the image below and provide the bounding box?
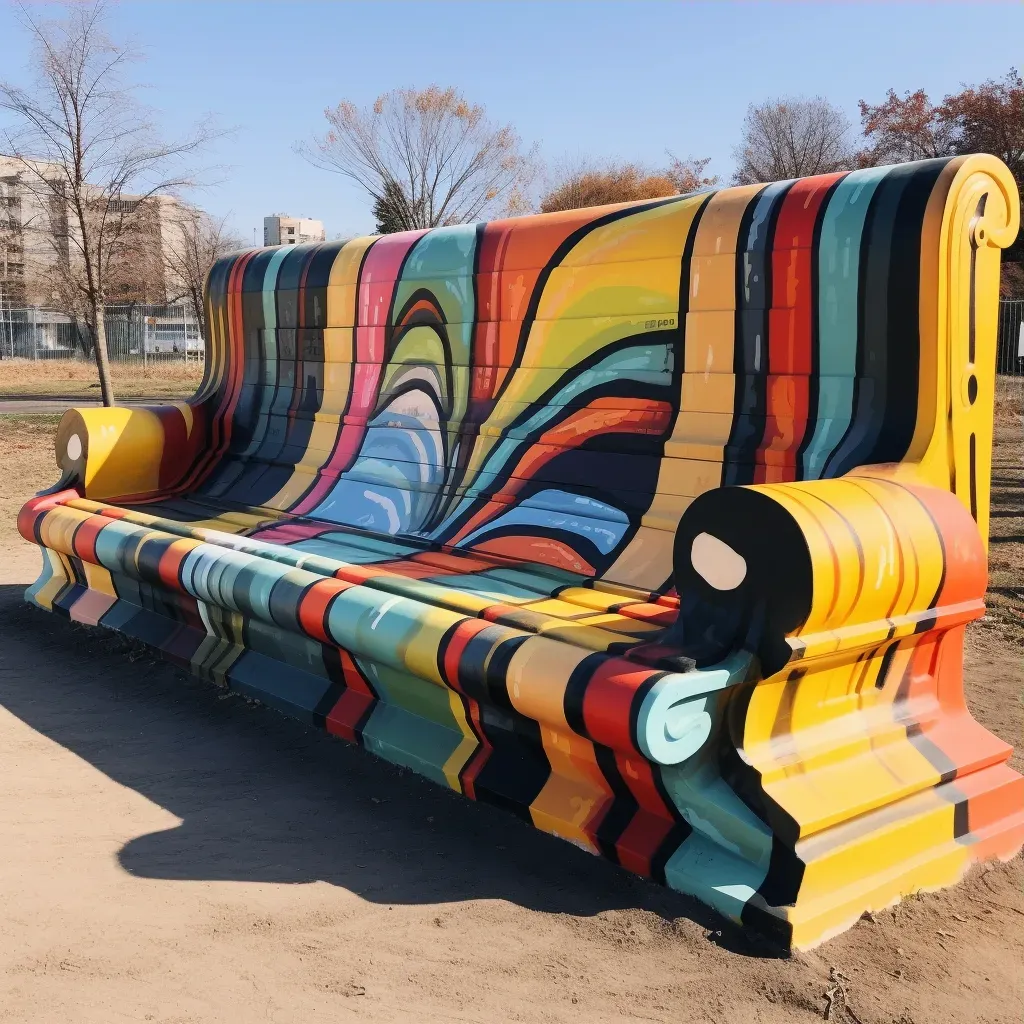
[671,474,986,677]
[54,401,208,502]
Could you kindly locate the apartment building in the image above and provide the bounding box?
[0,153,186,313]
[263,214,326,246]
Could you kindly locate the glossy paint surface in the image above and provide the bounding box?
[20,155,1024,948]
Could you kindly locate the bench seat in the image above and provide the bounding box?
[19,154,1024,949]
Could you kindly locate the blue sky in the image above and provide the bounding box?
[2,1,1022,241]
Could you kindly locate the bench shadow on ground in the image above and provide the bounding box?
[0,585,782,959]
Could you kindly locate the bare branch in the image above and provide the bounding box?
[732,96,854,185]
[162,202,243,340]
[297,85,536,230]
[0,0,224,404]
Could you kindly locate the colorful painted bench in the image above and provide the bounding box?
[20,155,1024,949]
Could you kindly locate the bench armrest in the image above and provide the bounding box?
[671,471,987,677]
[54,401,209,501]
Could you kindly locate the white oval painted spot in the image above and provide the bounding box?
[66,433,82,462]
[691,532,747,591]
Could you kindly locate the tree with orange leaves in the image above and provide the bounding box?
[539,155,717,214]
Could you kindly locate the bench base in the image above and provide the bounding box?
[24,545,1024,951]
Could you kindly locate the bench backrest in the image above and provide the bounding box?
[196,155,1011,592]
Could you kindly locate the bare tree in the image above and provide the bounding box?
[163,203,242,343]
[299,85,536,230]
[732,97,854,185]
[0,1,219,405]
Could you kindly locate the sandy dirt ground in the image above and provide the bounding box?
[0,394,1020,1024]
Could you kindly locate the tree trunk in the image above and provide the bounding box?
[90,298,115,406]
[193,293,206,351]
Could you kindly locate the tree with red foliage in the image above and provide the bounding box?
[940,69,1024,197]
[857,89,957,165]
[860,71,1024,291]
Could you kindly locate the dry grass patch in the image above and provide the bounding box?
[0,358,203,398]
[995,374,1023,422]
[0,415,61,547]
[988,377,1024,647]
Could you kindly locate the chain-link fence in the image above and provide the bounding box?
[0,304,203,362]
[0,301,1022,372]
[998,299,1024,378]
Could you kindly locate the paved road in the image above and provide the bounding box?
[0,396,174,415]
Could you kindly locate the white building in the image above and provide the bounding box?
[264,214,326,247]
